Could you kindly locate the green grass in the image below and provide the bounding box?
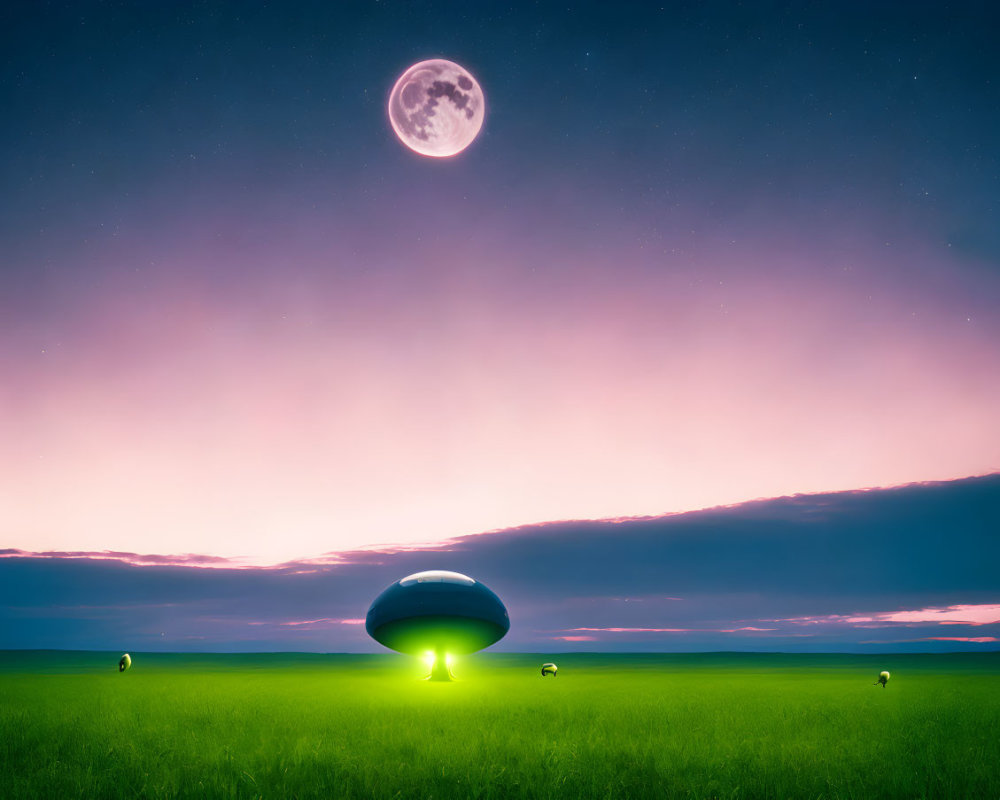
[1,651,998,799]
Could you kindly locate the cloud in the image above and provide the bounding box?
[1,474,998,652]
[569,627,696,633]
[921,637,998,643]
[247,618,366,628]
[562,626,781,636]
[773,604,1000,627]
[0,549,245,568]
[718,627,779,633]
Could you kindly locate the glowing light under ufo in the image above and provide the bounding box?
[365,570,509,680]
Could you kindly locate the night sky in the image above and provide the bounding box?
[2,1,998,652]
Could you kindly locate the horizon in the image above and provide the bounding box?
[6,649,999,657]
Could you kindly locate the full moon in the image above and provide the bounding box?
[388,59,485,158]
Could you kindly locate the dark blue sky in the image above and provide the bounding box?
[1,1,998,651]
[4,1,998,248]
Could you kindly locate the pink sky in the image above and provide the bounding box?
[3,231,999,564]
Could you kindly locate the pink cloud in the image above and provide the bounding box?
[0,548,249,569]
[551,635,597,641]
[279,618,365,627]
[922,636,998,643]
[568,627,695,633]
[717,626,779,633]
[774,604,1000,627]
[877,605,1000,625]
[246,618,365,628]
[566,626,779,634]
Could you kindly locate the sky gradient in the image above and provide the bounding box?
[1,2,998,650]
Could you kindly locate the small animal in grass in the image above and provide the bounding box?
[874,670,889,687]
[541,662,558,677]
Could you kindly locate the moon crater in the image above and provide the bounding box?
[388,59,485,158]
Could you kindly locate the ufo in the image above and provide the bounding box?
[365,570,509,680]
[118,653,131,672]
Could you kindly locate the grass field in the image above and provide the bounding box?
[1,651,998,799]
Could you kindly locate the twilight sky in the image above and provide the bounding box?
[1,2,998,650]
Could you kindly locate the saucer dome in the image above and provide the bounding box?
[365,570,509,656]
